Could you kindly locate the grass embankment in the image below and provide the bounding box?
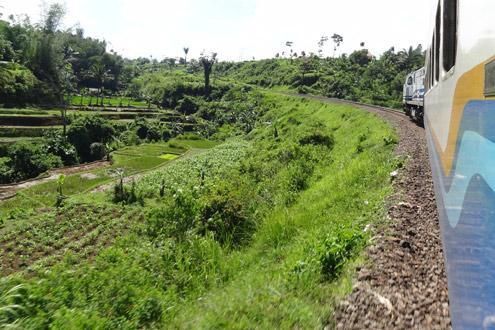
[0,93,398,328]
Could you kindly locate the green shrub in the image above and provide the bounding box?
[67,115,115,162]
[0,63,39,107]
[146,128,161,142]
[90,142,106,160]
[134,118,161,141]
[318,229,364,279]
[8,141,63,181]
[0,157,12,184]
[176,133,201,140]
[44,131,79,166]
[175,96,199,115]
[136,125,149,140]
[144,189,200,240]
[161,129,173,142]
[113,180,143,206]
[119,130,141,146]
[198,182,255,246]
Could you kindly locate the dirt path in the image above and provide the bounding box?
[0,161,110,200]
[297,96,451,329]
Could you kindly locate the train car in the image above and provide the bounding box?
[424,0,495,328]
[403,67,425,122]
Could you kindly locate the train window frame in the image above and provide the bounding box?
[434,3,441,83]
[430,35,435,87]
[442,0,458,73]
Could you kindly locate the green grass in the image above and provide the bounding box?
[0,137,43,144]
[0,109,51,116]
[71,95,154,108]
[0,126,61,138]
[159,154,179,160]
[0,93,399,328]
[166,93,398,327]
[168,137,220,149]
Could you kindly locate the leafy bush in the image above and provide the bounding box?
[44,131,79,166]
[118,130,141,146]
[198,182,255,246]
[161,129,173,141]
[144,189,200,240]
[67,115,115,162]
[318,229,364,279]
[175,96,200,115]
[0,157,13,184]
[0,63,39,107]
[8,141,63,181]
[90,142,106,160]
[146,127,161,142]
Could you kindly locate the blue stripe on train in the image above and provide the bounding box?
[427,100,495,329]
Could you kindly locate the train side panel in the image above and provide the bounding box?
[425,0,495,328]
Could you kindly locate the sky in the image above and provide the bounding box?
[0,0,436,61]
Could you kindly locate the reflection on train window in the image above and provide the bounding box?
[408,77,413,85]
[443,0,458,72]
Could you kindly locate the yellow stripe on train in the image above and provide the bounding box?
[428,57,495,176]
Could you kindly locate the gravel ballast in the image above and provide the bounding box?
[328,103,451,329]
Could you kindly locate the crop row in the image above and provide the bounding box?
[0,204,140,275]
[135,140,249,198]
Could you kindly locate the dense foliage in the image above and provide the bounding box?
[0,5,169,107]
[216,46,424,108]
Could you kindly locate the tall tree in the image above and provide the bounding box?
[89,60,109,106]
[199,52,217,96]
[60,45,78,135]
[285,41,293,59]
[331,33,343,57]
[318,36,328,57]
[31,3,66,102]
[183,47,189,65]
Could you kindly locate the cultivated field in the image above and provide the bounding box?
[0,93,401,328]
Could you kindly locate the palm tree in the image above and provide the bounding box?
[199,52,217,96]
[90,61,110,107]
[183,47,189,66]
[331,34,343,57]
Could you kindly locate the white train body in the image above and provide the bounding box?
[403,67,425,120]
[423,0,495,328]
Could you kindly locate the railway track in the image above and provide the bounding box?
[332,98,407,118]
[290,93,407,118]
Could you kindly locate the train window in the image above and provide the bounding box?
[431,36,435,85]
[443,0,457,72]
[435,4,440,82]
[407,77,413,85]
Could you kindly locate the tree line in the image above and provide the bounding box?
[216,43,424,108]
